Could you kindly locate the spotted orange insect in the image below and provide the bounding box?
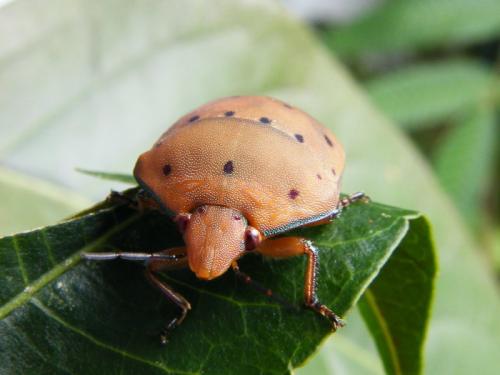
[84,96,365,343]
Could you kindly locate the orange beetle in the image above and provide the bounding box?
[84,96,365,343]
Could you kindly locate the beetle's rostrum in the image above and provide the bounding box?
[83,95,367,343]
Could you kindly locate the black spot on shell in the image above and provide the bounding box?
[223,160,234,174]
[283,102,293,109]
[162,164,172,176]
[317,174,322,180]
[259,117,271,124]
[288,189,299,199]
[225,111,235,117]
[295,134,304,143]
[189,115,200,123]
[233,215,241,221]
[324,135,333,147]
[332,168,336,176]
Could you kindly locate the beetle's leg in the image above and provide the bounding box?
[82,250,184,263]
[83,247,190,344]
[107,188,159,212]
[145,249,191,344]
[338,192,368,211]
[303,192,369,228]
[257,237,344,330]
[231,262,297,310]
[302,240,344,330]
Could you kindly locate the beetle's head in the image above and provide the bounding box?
[176,205,262,280]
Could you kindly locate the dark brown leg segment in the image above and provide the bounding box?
[144,247,190,344]
[145,267,191,344]
[231,262,298,310]
[107,188,160,212]
[83,247,190,344]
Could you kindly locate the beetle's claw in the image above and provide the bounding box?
[159,332,169,345]
[323,309,345,331]
[158,316,182,345]
[330,315,346,331]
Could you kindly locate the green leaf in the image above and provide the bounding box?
[322,0,500,58]
[358,217,435,375]
[491,227,500,273]
[2,0,500,373]
[76,168,137,184]
[0,196,435,375]
[365,60,496,129]
[434,106,497,228]
[0,166,91,237]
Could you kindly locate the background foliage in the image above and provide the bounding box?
[0,0,498,374]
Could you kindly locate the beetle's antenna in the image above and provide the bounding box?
[232,263,299,312]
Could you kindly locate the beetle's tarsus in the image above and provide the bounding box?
[306,301,345,331]
[159,316,182,345]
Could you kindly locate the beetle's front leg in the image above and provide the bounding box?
[83,247,190,344]
[145,250,191,344]
[257,237,344,330]
[107,188,159,212]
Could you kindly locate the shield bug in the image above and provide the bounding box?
[84,96,366,343]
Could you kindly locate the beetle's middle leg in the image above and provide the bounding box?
[83,247,190,344]
[231,262,297,310]
[257,237,344,330]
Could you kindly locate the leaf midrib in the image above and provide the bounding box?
[0,213,140,320]
[364,290,403,375]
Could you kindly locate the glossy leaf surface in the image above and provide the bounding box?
[0,197,434,374]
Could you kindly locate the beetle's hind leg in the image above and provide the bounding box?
[82,247,190,344]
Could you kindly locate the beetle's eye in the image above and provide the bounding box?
[244,227,262,251]
[174,213,191,233]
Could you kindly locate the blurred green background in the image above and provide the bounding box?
[0,0,498,374]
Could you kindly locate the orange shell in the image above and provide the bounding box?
[134,96,345,237]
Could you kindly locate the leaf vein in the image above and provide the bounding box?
[0,213,140,320]
[41,228,57,266]
[12,236,29,285]
[31,299,196,375]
